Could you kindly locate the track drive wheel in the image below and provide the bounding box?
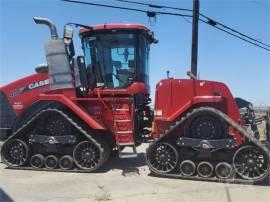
[233,145,270,181]
[146,142,179,174]
[73,141,104,171]
[1,139,29,167]
[46,114,72,136]
[186,111,226,139]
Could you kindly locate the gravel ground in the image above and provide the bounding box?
[0,142,269,202]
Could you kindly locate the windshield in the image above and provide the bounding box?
[83,32,149,89]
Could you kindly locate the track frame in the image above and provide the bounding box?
[146,107,270,184]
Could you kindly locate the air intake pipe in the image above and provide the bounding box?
[33,17,58,40]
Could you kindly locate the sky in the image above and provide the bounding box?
[0,0,269,106]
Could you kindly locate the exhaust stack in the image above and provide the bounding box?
[33,16,73,90]
[33,17,58,39]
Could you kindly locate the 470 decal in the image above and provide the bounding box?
[10,79,49,97]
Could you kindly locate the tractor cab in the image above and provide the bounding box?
[79,24,156,92]
[30,18,156,97]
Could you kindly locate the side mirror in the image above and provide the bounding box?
[63,25,73,44]
[63,25,75,60]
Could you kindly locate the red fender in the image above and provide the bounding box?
[39,94,105,130]
[156,96,224,121]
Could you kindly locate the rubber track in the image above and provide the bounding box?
[147,107,270,183]
[1,108,105,172]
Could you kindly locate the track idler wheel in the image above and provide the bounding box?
[1,139,29,167]
[44,155,58,169]
[233,145,270,181]
[179,160,196,176]
[146,142,179,174]
[73,141,103,171]
[197,161,214,178]
[215,162,233,179]
[30,154,45,168]
[59,155,73,170]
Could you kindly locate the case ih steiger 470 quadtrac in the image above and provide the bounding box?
[0,16,269,184]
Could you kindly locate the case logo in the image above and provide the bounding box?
[28,79,49,89]
[10,79,49,97]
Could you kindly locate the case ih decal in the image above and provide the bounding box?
[10,79,49,97]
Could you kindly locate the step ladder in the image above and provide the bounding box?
[117,142,138,159]
[113,106,138,158]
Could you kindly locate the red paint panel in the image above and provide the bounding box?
[0,73,49,115]
[153,78,243,145]
[39,94,105,130]
[92,82,148,95]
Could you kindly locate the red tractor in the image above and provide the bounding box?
[146,79,270,182]
[0,17,154,171]
[0,17,269,183]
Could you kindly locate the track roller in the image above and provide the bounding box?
[215,162,233,179]
[197,161,214,178]
[1,139,29,167]
[30,154,45,168]
[59,155,73,170]
[146,142,179,174]
[44,155,58,169]
[179,160,196,176]
[233,145,270,180]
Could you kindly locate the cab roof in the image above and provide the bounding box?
[80,23,150,36]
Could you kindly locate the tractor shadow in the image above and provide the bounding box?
[0,188,13,202]
[98,152,146,176]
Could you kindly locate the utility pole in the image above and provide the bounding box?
[191,0,200,77]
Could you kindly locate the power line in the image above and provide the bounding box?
[114,0,270,51]
[115,0,192,23]
[200,19,270,52]
[114,0,192,12]
[61,0,192,18]
[200,14,270,48]
[62,0,270,52]
[115,0,192,12]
